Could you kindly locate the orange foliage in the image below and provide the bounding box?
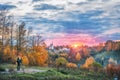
[66,63,77,68]
[27,53,36,65]
[22,55,29,66]
[83,47,90,57]
[33,46,48,66]
[3,46,10,56]
[3,46,16,63]
[75,52,81,61]
[82,56,95,68]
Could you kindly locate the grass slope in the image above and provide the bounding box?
[0,67,112,80]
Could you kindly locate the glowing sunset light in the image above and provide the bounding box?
[73,44,79,48]
[71,42,83,48]
[45,34,99,46]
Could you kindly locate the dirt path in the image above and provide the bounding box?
[16,68,47,74]
[1,67,47,74]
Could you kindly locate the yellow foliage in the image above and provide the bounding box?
[75,52,81,61]
[59,53,68,58]
[82,56,95,68]
[34,46,46,52]
[27,53,36,65]
[55,57,68,67]
[3,46,10,55]
[2,46,16,63]
[33,46,48,66]
[66,63,77,68]
[22,55,29,66]
[27,46,48,66]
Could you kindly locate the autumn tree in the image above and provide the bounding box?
[0,10,10,53]
[33,45,48,66]
[30,34,45,52]
[81,56,95,69]
[0,10,16,63]
[105,40,114,52]
[82,46,90,57]
[27,53,36,65]
[16,22,26,53]
[25,27,32,52]
[2,46,16,63]
[75,52,81,61]
[16,33,48,66]
[22,55,29,66]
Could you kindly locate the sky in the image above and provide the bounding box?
[0,0,120,46]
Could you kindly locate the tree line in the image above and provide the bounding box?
[0,9,48,66]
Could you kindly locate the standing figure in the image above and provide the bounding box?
[16,57,22,71]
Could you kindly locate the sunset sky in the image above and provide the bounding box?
[0,0,120,46]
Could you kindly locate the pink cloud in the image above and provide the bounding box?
[45,34,100,46]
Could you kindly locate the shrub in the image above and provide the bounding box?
[89,62,102,72]
[66,63,77,68]
[90,62,102,68]
[55,57,68,67]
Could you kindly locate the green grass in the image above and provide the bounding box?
[27,66,53,70]
[0,64,16,69]
[0,66,5,72]
[0,67,113,80]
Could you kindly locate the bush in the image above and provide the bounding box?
[66,63,77,68]
[55,57,68,67]
[90,62,102,68]
[89,62,102,72]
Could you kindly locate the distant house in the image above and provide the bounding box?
[49,42,54,50]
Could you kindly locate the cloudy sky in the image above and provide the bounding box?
[0,0,120,46]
